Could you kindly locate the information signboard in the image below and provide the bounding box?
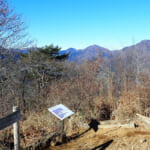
[48,104,74,120]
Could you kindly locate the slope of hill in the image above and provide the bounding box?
[112,40,150,72]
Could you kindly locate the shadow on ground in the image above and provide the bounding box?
[91,140,113,150]
[56,119,100,146]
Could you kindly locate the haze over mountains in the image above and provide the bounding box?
[61,40,150,64]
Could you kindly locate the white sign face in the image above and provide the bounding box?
[48,104,74,120]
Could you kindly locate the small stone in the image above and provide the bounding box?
[140,139,147,143]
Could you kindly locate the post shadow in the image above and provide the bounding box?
[56,119,100,145]
[91,140,113,150]
[70,119,100,140]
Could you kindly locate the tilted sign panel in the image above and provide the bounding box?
[48,104,74,120]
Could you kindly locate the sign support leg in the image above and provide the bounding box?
[62,120,64,134]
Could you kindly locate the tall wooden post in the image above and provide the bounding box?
[13,106,20,150]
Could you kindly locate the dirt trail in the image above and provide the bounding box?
[49,125,150,150]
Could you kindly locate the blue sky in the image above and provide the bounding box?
[9,0,150,50]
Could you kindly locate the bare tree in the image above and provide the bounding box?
[0,0,32,48]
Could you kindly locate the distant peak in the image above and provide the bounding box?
[137,40,150,45]
[141,39,150,42]
[67,48,76,50]
[89,44,100,47]
[63,47,77,52]
[85,44,105,50]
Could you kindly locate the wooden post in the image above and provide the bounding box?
[13,106,20,150]
[61,119,65,142]
[61,120,64,135]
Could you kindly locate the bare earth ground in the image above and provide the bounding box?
[2,114,150,150]
[49,122,150,150]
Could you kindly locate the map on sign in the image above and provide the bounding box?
[48,104,74,120]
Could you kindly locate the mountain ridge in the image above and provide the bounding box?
[61,40,150,62]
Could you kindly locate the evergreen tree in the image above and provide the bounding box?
[38,44,69,60]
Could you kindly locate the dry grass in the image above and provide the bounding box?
[1,56,150,149]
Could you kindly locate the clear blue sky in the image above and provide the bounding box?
[9,0,150,50]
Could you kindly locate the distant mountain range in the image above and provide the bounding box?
[1,40,150,69]
[60,45,112,62]
[60,40,150,63]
